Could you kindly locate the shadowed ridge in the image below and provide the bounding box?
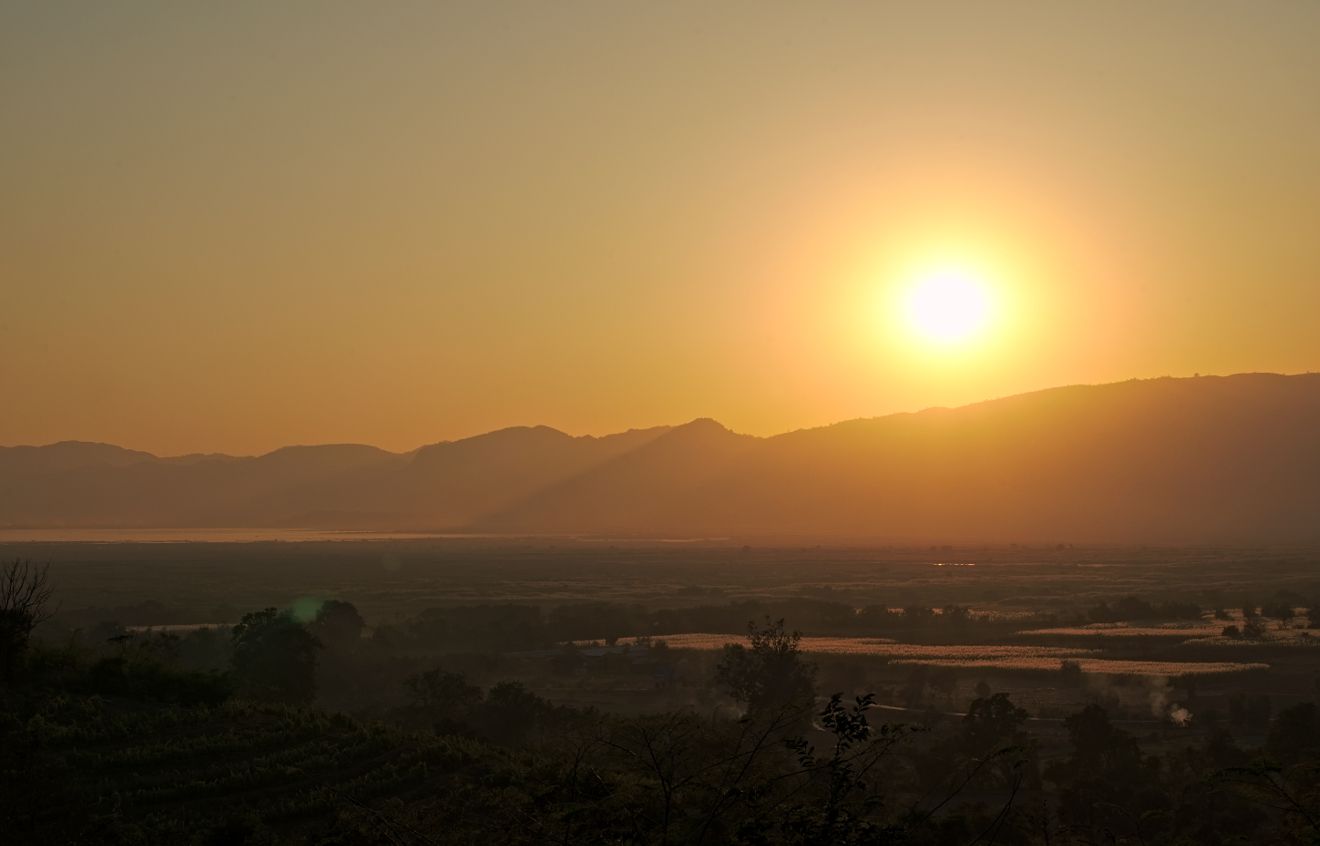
[592,424,677,444]
[471,418,758,534]
[771,372,1320,443]
[0,441,160,472]
[136,444,407,529]
[472,373,1320,542]
[383,423,675,530]
[252,443,403,469]
[661,417,742,440]
[159,453,243,466]
[409,424,674,466]
[756,372,1320,542]
[409,425,576,466]
[609,417,754,455]
[4,373,1320,540]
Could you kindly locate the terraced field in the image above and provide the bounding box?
[18,697,496,840]
[884,656,1270,676]
[1020,624,1224,638]
[626,633,1272,677]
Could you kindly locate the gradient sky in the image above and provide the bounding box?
[4,2,1319,456]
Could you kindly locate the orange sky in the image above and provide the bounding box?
[3,3,1319,456]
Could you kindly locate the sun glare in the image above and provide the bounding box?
[901,264,994,346]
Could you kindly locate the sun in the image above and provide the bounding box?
[901,263,994,346]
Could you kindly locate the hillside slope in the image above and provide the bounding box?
[474,373,1320,543]
[4,373,1319,542]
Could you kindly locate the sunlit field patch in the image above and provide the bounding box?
[614,633,889,652]
[617,634,1091,660]
[622,634,1270,676]
[965,609,1040,621]
[890,658,1270,676]
[1184,631,1320,647]
[1019,624,1223,638]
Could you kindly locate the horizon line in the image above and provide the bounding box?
[3,370,1314,460]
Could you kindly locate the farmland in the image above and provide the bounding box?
[7,538,1320,843]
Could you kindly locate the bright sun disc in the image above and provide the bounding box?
[902,265,992,345]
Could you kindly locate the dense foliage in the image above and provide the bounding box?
[6,559,1320,844]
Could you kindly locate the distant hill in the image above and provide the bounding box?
[0,425,673,531]
[4,373,1320,543]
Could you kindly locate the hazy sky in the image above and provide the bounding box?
[4,2,1319,456]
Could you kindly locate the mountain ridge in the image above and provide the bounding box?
[3,372,1319,542]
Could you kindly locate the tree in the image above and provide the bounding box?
[231,608,320,704]
[715,617,816,720]
[310,599,365,650]
[1049,704,1159,842]
[1229,693,1273,729]
[551,642,585,675]
[902,605,935,626]
[1266,702,1320,764]
[962,693,1029,754]
[478,681,553,745]
[1057,703,1143,783]
[901,665,928,708]
[405,668,482,733]
[0,559,54,682]
[1262,600,1295,622]
[1242,617,1267,639]
[779,693,906,844]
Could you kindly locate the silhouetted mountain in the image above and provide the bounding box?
[0,441,159,474]
[477,418,758,534]
[479,373,1320,543]
[4,373,1319,542]
[0,425,671,530]
[386,425,673,528]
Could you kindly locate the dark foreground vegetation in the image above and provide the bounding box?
[6,549,1320,844]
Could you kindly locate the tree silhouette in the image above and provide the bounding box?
[715,617,816,720]
[405,668,482,733]
[231,608,320,704]
[311,599,365,651]
[0,559,53,683]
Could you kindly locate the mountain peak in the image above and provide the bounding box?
[671,417,736,435]
[6,373,1320,542]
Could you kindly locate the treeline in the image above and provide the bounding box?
[4,555,1320,844]
[8,612,1320,843]
[1084,595,1202,622]
[70,591,1320,660]
[52,598,1043,660]
[372,599,1045,653]
[59,590,1305,675]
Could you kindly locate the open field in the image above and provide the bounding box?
[8,540,1320,843]
[611,634,1272,677]
[7,537,1319,724]
[8,537,1320,625]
